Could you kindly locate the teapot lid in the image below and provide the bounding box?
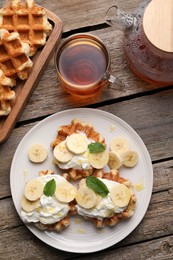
[143,0,173,52]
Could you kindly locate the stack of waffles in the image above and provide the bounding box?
[0,0,52,116]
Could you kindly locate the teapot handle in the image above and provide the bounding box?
[105,5,137,32]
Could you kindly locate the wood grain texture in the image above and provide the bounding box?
[143,0,173,52]
[35,0,143,32]
[0,0,173,259]
[74,236,173,260]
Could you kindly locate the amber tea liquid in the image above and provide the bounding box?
[56,36,109,97]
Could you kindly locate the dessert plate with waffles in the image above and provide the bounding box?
[0,0,62,143]
[10,108,153,253]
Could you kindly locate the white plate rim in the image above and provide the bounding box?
[10,108,153,253]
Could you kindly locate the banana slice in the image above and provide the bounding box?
[108,151,123,170]
[66,133,88,154]
[53,141,73,163]
[24,179,44,201]
[95,194,102,206]
[28,144,48,163]
[21,195,40,212]
[78,178,86,188]
[88,150,109,169]
[110,137,130,156]
[122,150,139,167]
[55,181,77,203]
[78,178,102,206]
[110,183,131,207]
[75,186,97,209]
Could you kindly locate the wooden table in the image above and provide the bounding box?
[0,0,173,259]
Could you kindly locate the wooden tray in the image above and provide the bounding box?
[0,8,62,144]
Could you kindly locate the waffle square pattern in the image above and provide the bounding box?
[0,28,33,80]
[0,69,15,115]
[0,0,52,56]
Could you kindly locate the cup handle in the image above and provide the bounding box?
[104,71,125,89]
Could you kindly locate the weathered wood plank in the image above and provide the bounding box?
[0,225,72,260]
[101,89,173,162]
[35,0,143,32]
[0,189,173,259]
[73,236,173,260]
[0,0,144,34]
[0,1,172,259]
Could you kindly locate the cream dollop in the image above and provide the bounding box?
[75,178,126,219]
[21,175,70,225]
[55,132,94,170]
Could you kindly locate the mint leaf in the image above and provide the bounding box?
[86,176,109,197]
[44,179,56,197]
[88,142,106,153]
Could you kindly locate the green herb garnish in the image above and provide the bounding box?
[86,176,109,197]
[88,142,106,153]
[44,179,56,197]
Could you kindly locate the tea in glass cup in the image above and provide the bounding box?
[55,34,124,97]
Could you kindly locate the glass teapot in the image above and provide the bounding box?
[106,0,173,86]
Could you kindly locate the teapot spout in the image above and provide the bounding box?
[105,5,137,32]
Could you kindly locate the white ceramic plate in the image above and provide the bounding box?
[10,108,153,253]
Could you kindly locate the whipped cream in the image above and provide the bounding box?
[21,175,70,225]
[56,132,94,170]
[57,151,92,170]
[76,178,126,219]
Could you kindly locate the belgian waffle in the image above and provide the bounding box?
[34,200,77,232]
[22,170,77,233]
[51,119,105,180]
[78,169,136,228]
[0,28,33,80]
[51,119,105,149]
[0,0,52,56]
[0,69,15,115]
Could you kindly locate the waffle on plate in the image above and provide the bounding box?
[51,119,105,148]
[75,169,136,228]
[51,119,107,180]
[20,170,77,232]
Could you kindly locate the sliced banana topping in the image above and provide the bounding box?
[24,179,44,201]
[21,195,40,212]
[53,141,73,163]
[55,181,77,203]
[110,183,131,207]
[108,151,123,170]
[66,133,88,154]
[122,150,139,167]
[28,143,48,163]
[78,178,102,206]
[75,186,97,209]
[78,178,86,188]
[88,149,109,169]
[110,137,130,156]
